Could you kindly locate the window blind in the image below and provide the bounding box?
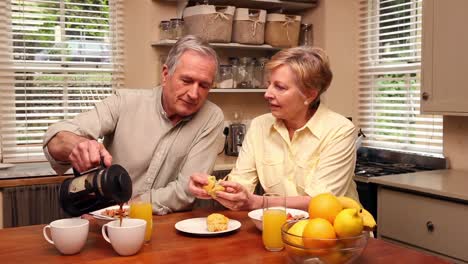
[0,0,124,163]
[358,0,443,155]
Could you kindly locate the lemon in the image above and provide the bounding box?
[333,208,363,238]
[287,220,309,246]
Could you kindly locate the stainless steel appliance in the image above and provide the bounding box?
[354,147,447,234]
[225,123,246,156]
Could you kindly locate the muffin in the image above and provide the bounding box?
[203,176,225,198]
[206,213,229,232]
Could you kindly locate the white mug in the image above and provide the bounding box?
[102,218,146,256]
[43,218,89,255]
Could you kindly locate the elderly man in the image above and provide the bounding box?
[43,35,224,215]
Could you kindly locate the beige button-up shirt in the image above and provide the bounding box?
[228,104,359,201]
[43,87,224,215]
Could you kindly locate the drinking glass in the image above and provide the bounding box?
[129,193,153,243]
[262,193,287,251]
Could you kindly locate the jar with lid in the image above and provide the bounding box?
[228,57,239,88]
[299,24,313,46]
[216,65,234,89]
[170,18,184,40]
[237,57,253,89]
[253,57,269,89]
[159,20,171,40]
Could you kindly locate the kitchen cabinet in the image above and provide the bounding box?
[421,0,468,115]
[378,188,468,263]
[372,170,468,263]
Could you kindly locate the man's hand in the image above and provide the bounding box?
[188,173,212,200]
[69,139,112,172]
[47,131,112,173]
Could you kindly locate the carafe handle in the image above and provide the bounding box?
[72,157,107,177]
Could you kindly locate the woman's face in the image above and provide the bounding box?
[264,64,318,124]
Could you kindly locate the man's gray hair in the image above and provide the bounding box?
[164,35,219,75]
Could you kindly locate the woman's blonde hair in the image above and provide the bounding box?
[266,46,333,105]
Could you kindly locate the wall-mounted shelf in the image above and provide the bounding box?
[155,0,317,13]
[152,39,280,51]
[211,89,266,93]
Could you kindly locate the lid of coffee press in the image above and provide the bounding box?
[101,164,132,204]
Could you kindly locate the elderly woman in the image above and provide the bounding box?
[189,46,358,211]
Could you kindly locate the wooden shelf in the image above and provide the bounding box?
[152,39,280,51]
[155,0,317,12]
[211,88,266,93]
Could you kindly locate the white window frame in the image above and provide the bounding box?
[0,0,124,163]
[358,0,443,155]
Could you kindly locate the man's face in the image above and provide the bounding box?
[161,50,216,122]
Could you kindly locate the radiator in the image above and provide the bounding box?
[2,183,68,228]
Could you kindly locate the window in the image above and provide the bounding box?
[0,0,124,163]
[358,0,443,155]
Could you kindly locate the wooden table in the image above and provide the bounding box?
[0,210,451,263]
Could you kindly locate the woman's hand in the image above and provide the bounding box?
[188,173,212,199]
[215,181,261,211]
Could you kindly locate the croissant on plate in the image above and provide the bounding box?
[206,213,229,232]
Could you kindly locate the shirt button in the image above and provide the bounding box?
[146,178,153,183]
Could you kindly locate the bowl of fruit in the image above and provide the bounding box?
[281,194,376,264]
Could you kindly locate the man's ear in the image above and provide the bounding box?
[162,64,169,85]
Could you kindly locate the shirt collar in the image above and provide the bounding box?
[270,103,328,140]
[303,103,327,140]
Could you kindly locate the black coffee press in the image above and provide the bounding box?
[59,159,132,217]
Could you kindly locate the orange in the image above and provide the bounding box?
[302,218,337,251]
[308,193,343,224]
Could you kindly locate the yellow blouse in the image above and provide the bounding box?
[228,104,359,200]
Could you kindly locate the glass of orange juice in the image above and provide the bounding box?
[129,193,153,243]
[262,192,287,251]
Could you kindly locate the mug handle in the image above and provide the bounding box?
[101,224,111,244]
[42,225,54,245]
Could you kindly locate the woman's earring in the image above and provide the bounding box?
[304,100,309,106]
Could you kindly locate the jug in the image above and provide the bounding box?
[59,160,132,217]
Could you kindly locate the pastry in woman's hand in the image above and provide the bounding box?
[202,175,225,198]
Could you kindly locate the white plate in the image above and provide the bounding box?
[175,217,241,236]
[89,205,130,221]
[0,163,15,170]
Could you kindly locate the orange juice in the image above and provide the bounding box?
[129,202,153,242]
[262,208,287,251]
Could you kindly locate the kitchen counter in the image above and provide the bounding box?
[0,162,68,180]
[213,153,237,171]
[0,154,237,181]
[0,155,236,188]
[0,210,450,263]
[370,169,468,202]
